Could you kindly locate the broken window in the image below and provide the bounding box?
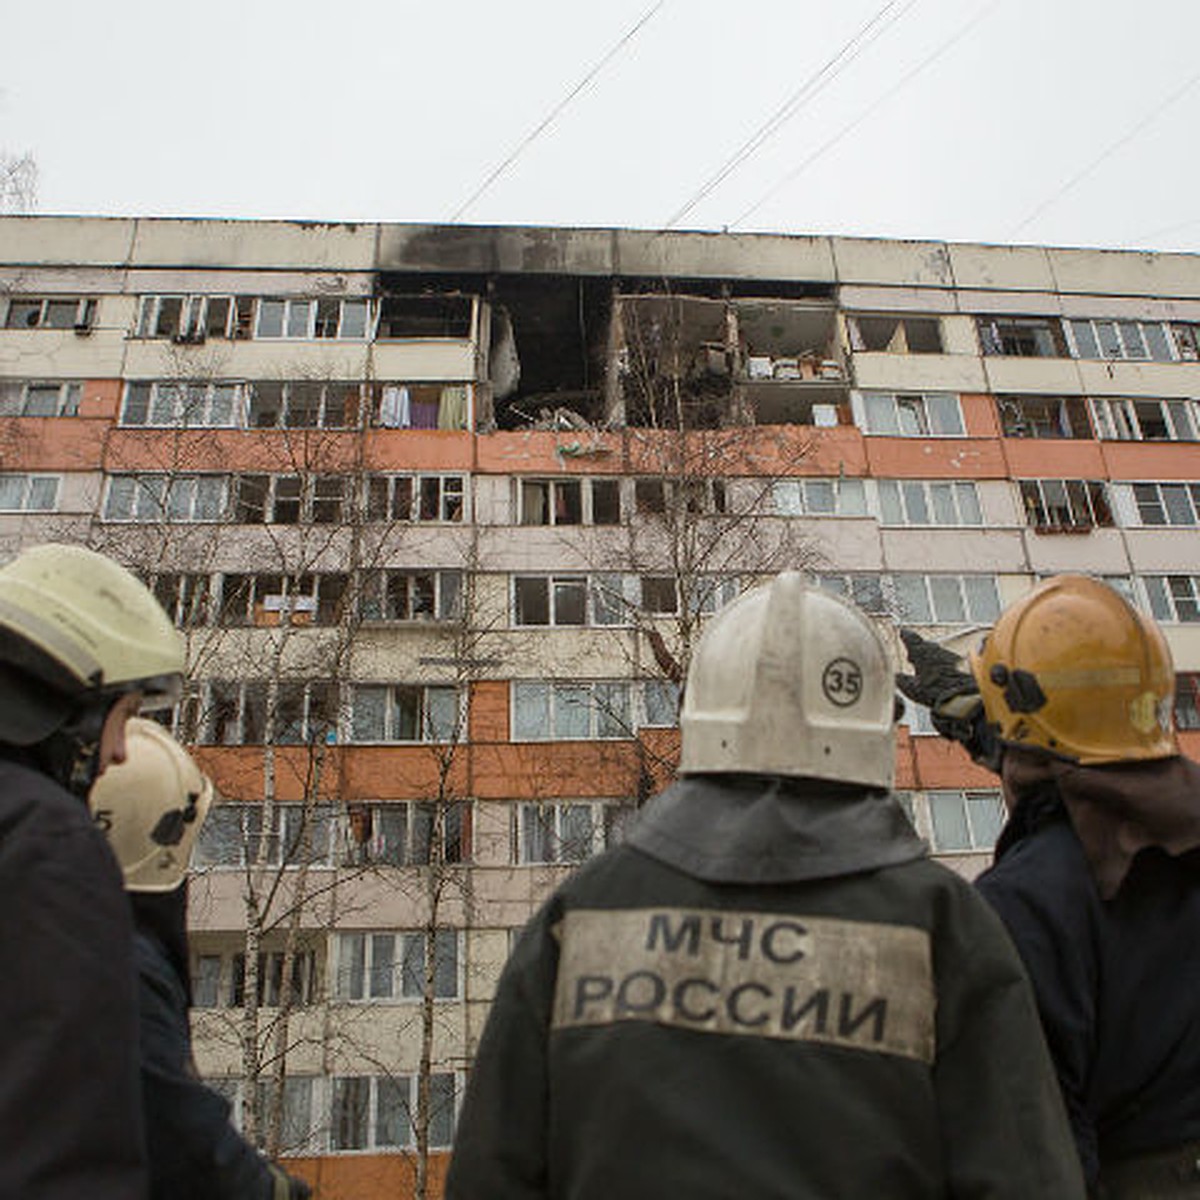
[640,576,678,615]
[1067,318,1174,362]
[366,475,464,522]
[519,479,582,526]
[634,480,668,514]
[977,317,1067,358]
[4,296,96,331]
[847,314,943,354]
[1020,479,1112,530]
[314,298,372,340]
[1091,397,1198,442]
[135,295,233,341]
[376,295,472,340]
[997,395,1091,439]
[358,570,462,621]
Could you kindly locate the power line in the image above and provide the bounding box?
[1010,68,1200,239]
[730,0,1000,231]
[450,3,665,223]
[664,0,917,230]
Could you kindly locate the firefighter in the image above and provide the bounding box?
[90,718,313,1200]
[0,543,185,1197]
[447,572,1084,1199]
[897,574,1200,1197]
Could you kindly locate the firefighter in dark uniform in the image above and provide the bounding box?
[447,572,1084,1200]
[0,543,186,1198]
[90,718,313,1200]
[898,575,1200,1199]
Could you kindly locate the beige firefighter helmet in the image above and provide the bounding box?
[0,543,185,745]
[680,572,896,789]
[89,717,213,892]
[970,574,1177,764]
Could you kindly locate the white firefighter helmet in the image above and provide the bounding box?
[89,717,213,892]
[0,543,185,745]
[680,572,896,789]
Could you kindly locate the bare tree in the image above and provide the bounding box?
[0,151,37,214]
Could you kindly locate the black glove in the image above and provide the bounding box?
[269,1165,312,1200]
[896,629,1001,769]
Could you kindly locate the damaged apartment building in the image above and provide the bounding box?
[3,217,1200,1199]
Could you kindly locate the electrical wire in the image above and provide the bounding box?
[729,0,1000,230]
[664,0,917,230]
[1010,68,1200,239]
[450,2,665,223]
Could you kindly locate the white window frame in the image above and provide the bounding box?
[192,801,337,868]
[1130,482,1200,527]
[1065,318,1175,362]
[357,569,463,622]
[516,799,633,864]
[347,684,462,744]
[121,380,244,428]
[1019,478,1112,530]
[772,477,867,517]
[816,572,1001,624]
[1091,397,1199,442]
[926,789,1006,853]
[365,474,466,523]
[328,1072,458,1153]
[254,298,316,340]
[103,473,229,522]
[1144,575,1200,623]
[0,380,82,417]
[333,931,461,1004]
[875,479,982,526]
[339,800,471,867]
[512,681,636,741]
[857,391,964,437]
[4,296,96,331]
[0,473,60,512]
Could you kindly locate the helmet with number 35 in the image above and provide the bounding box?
[680,572,896,789]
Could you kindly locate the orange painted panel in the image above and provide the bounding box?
[1001,438,1106,480]
[1178,730,1200,759]
[79,379,122,419]
[893,725,916,791]
[469,681,509,744]
[364,430,474,472]
[8,417,111,470]
[961,394,1002,439]
[475,429,624,475]
[911,736,1002,790]
[469,741,646,800]
[865,437,1007,480]
[103,429,377,473]
[193,746,347,803]
[285,1150,447,1200]
[624,425,866,479]
[344,747,470,800]
[1102,440,1200,482]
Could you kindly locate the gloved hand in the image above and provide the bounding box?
[895,629,1001,770]
[269,1164,312,1200]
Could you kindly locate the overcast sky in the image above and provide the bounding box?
[3,0,1200,254]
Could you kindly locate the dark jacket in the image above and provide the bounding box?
[447,776,1085,1199]
[0,756,147,1198]
[977,798,1200,1187]
[133,907,279,1200]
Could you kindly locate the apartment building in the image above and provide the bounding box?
[3,216,1200,1198]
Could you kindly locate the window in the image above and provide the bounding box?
[997,395,1092,439]
[512,681,634,740]
[209,1075,317,1153]
[640,575,678,615]
[314,298,372,340]
[517,476,627,525]
[340,801,471,867]
[365,475,465,522]
[1174,674,1200,731]
[231,474,349,524]
[0,473,59,512]
[348,685,460,743]
[357,569,462,621]
[817,573,1000,623]
[217,573,347,627]
[330,1073,457,1152]
[1131,483,1200,527]
[375,383,470,430]
[927,790,1005,852]
[1066,318,1174,362]
[1144,576,1200,623]
[772,477,867,517]
[514,575,584,626]
[4,296,96,331]
[103,474,228,522]
[517,800,633,864]
[246,381,361,429]
[641,679,680,726]
[121,381,242,427]
[192,948,318,1009]
[684,576,741,616]
[876,480,981,526]
[847,313,943,354]
[860,392,964,436]
[0,380,81,417]
[334,931,459,1002]
[150,572,212,628]
[977,317,1066,358]
[1092,398,1199,442]
[254,299,316,339]
[181,682,337,747]
[1019,479,1112,530]
[135,295,234,341]
[633,478,726,517]
[193,802,337,867]
[376,294,472,339]
[891,575,1001,624]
